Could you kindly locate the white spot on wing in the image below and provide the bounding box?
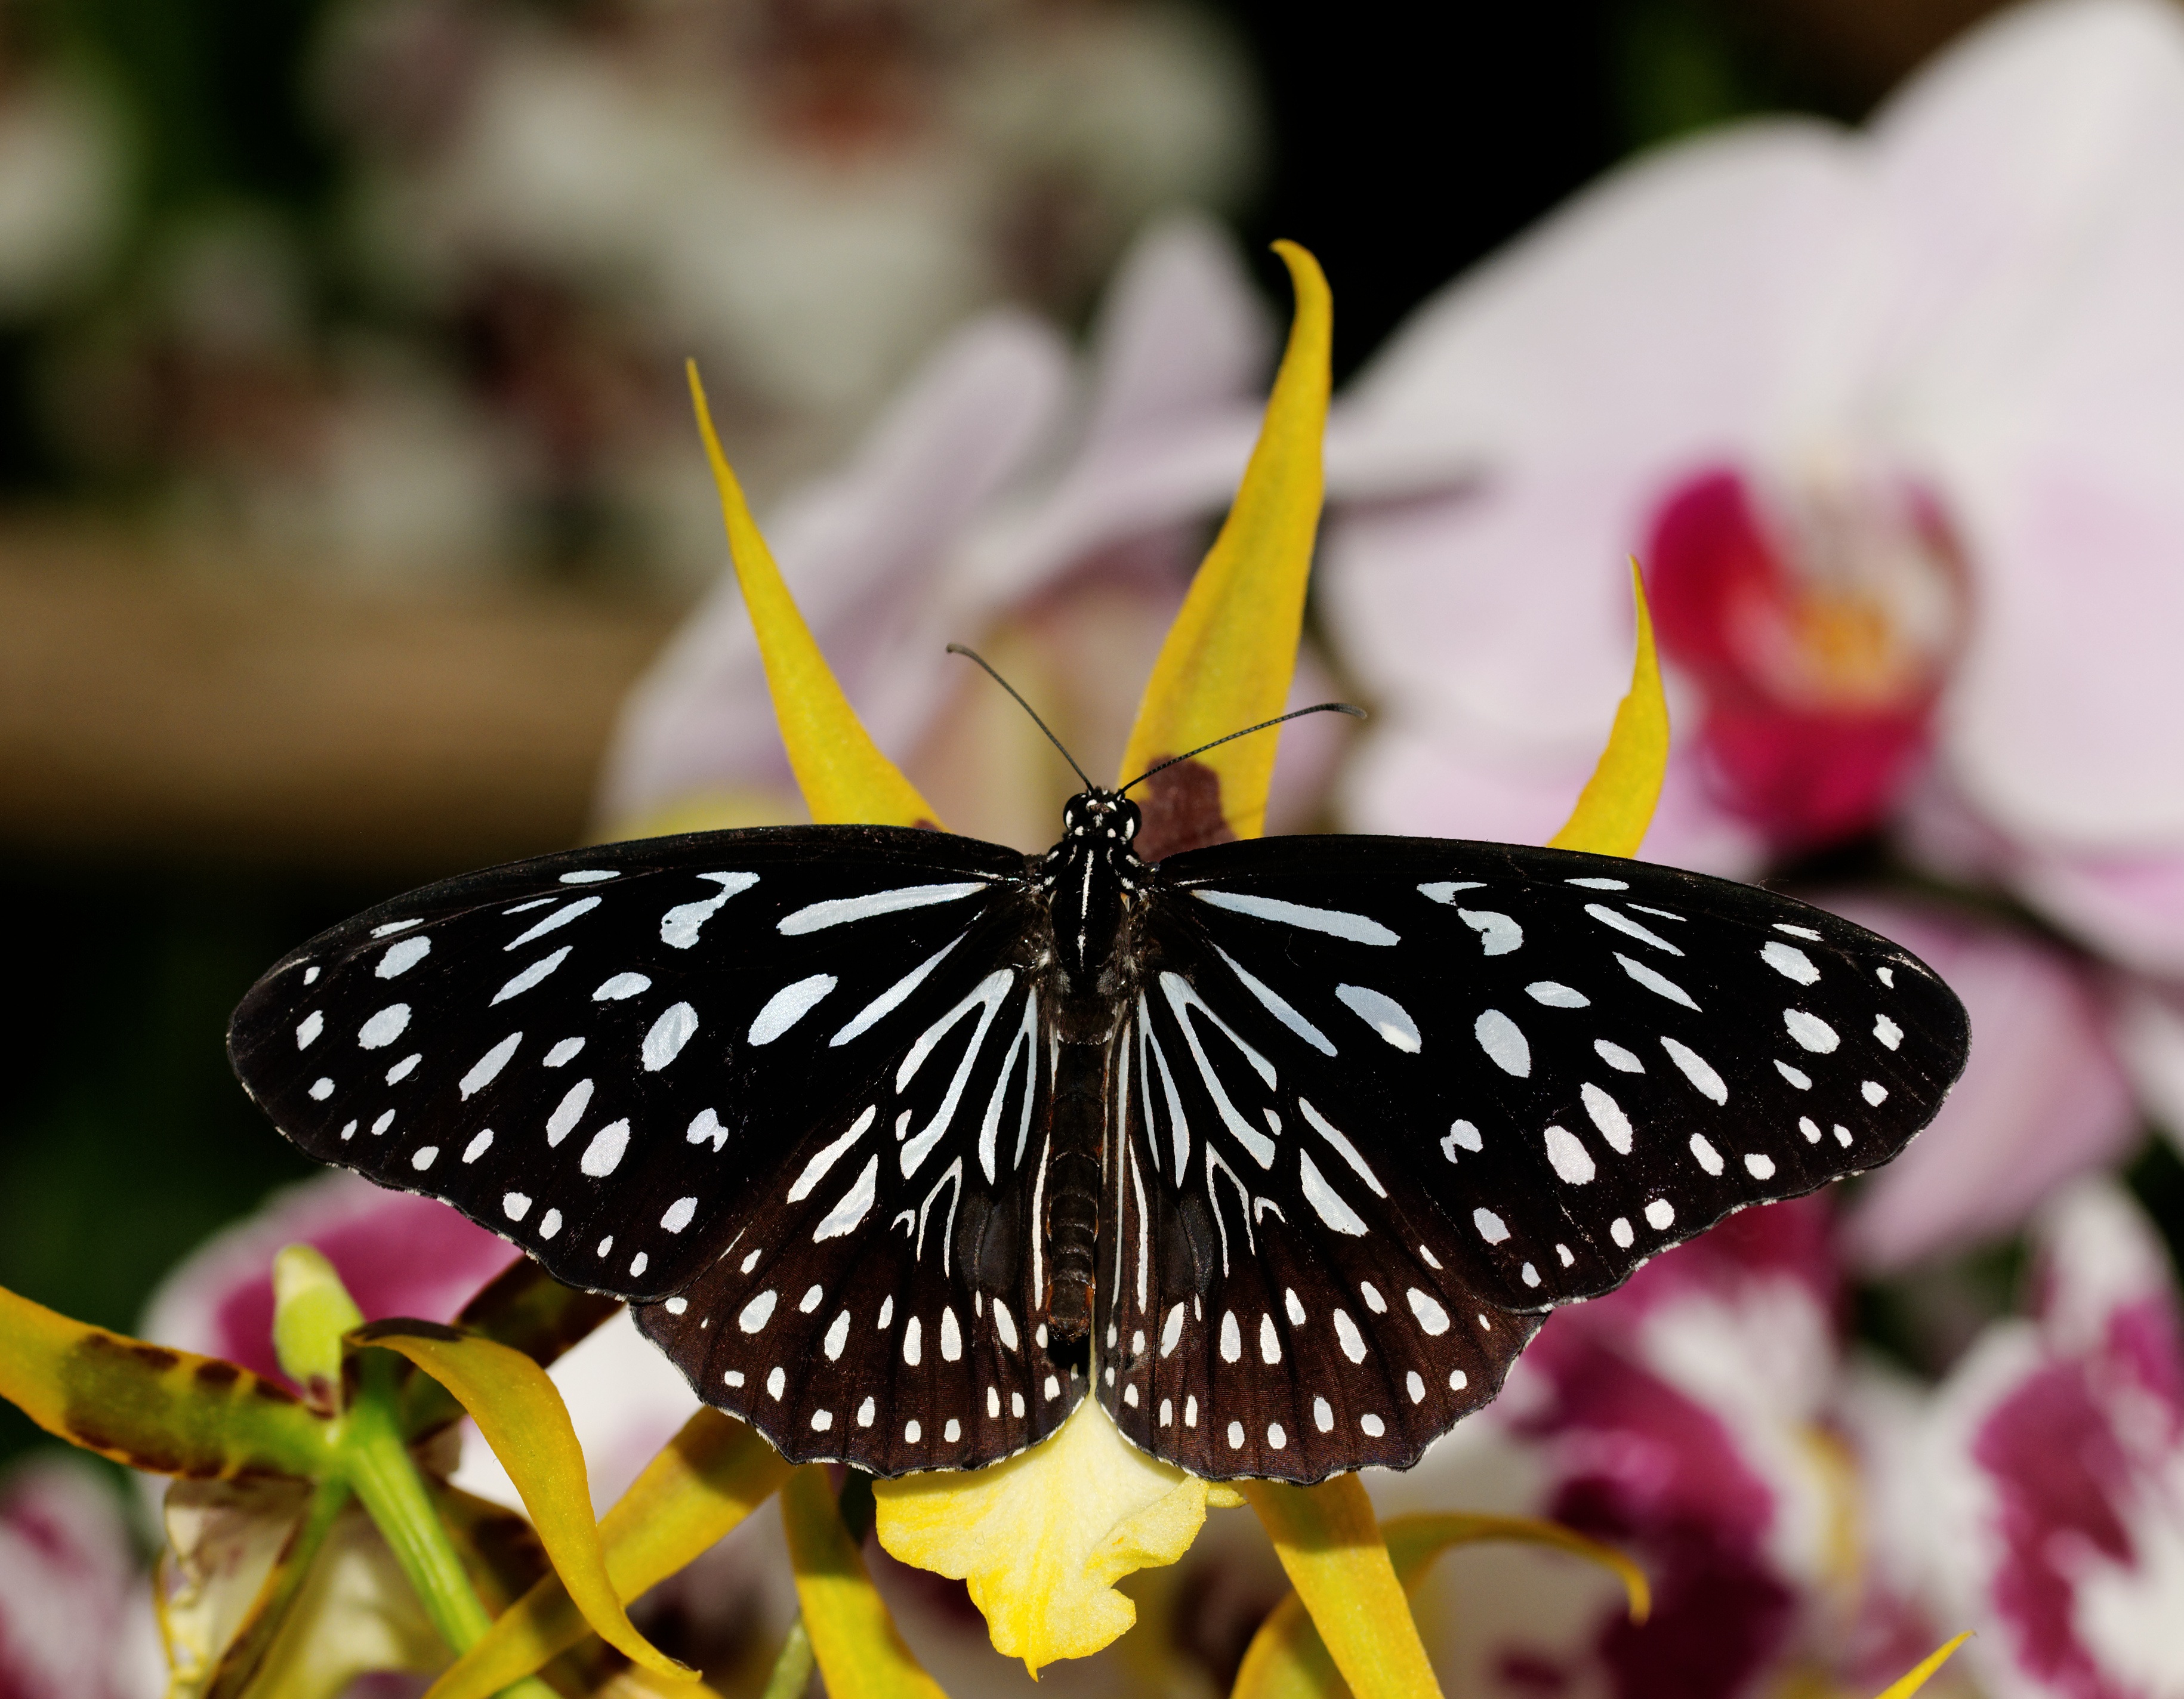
[1581,1082,1633,1154]
[1863,1080,1889,1105]
[643,1002,699,1070]
[459,1032,522,1099]
[1745,1153,1776,1179]
[1458,909,1522,954]
[749,974,838,1045]
[581,1120,630,1177]
[1763,941,1820,984]
[492,946,571,1005]
[1594,1039,1645,1073]
[377,937,431,978]
[546,1079,593,1145]
[1615,952,1699,1009]
[357,1005,411,1049]
[1689,1134,1724,1175]
[593,972,650,1001]
[1544,1125,1596,1184]
[1527,981,1589,1007]
[659,873,759,948]
[1335,983,1421,1051]
[1474,1008,1530,1076]
[1775,1059,1812,1089]
[1645,1198,1675,1230]
[1417,881,1486,904]
[1660,1036,1728,1104]
[1473,1207,1510,1244]
[1874,1015,1903,1049]
[1332,1309,1367,1363]
[1784,1009,1839,1052]
[1407,1289,1450,1334]
[661,1196,697,1232]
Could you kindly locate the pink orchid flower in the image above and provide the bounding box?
[1321,0,2184,965]
[0,1454,164,1699]
[1918,1181,2184,1698]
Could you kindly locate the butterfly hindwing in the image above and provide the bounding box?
[1093,835,1968,1479]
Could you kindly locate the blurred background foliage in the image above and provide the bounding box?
[0,0,2037,1474]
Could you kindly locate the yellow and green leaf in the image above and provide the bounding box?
[1117,240,1331,853]
[783,1464,948,1699]
[350,1320,690,1682]
[0,1281,329,1481]
[1547,561,1668,858]
[1232,1510,1649,1699]
[423,1408,790,1699]
[689,361,940,830]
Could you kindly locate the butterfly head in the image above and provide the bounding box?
[1061,789,1143,851]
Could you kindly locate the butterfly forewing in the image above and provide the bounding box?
[1091,836,1967,1479]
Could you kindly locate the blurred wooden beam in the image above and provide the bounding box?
[0,526,683,878]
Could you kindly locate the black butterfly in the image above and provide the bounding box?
[229,771,1967,1483]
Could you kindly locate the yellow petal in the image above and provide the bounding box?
[1232,1510,1649,1699]
[1873,1633,1973,1699]
[1237,1476,1442,1699]
[1116,241,1330,848]
[1547,561,1668,857]
[688,362,941,830]
[0,1281,329,1479]
[872,1393,1221,1675]
[782,1464,947,1699]
[422,1408,789,1699]
[350,1321,690,1682]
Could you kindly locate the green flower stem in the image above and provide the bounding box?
[340,1350,559,1699]
[760,1618,815,1699]
[342,1350,494,1650]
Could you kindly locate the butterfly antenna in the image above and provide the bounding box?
[1119,702,1366,796]
[946,643,1096,791]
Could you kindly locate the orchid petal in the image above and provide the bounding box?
[349,1320,690,1681]
[1233,1509,1648,1699]
[871,1392,1234,1675]
[1117,240,1329,853]
[1236,1475,1442,1699]
[0,1281,327,1479]
[687,361,941,830]
[783,1464,946,1699]
[424,1408,789,1699]
[273,1244,366,1413]
[1547,562,1667,857]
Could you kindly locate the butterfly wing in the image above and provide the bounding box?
[1097,836,1969,1481]
[228,826,1083,1472]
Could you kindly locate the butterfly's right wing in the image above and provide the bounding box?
[229,825,1085,1474]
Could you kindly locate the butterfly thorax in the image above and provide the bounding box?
[1033,788,1150,1339]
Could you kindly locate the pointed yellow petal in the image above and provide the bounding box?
[782,1465,947,1699]
[350,1321,690,1682]
[422,1408,789,1699]
[1873,1633,1973,1699]
[1237,1476,1442,1699]
[688,362,941,830]
[1232,1510,1649,1699]
[1547,561,1668,857]
[0,1281,329,1479]
[872,1394,1219,1675]
[1116,242,1330,852]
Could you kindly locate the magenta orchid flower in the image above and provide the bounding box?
[0,1454,163,1699]
[1918,1181,2184,1698]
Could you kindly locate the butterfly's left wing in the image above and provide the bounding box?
[1098,835,1969,1482]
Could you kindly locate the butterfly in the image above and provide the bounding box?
[229,714,1968,1485]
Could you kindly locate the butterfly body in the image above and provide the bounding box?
[230,800,1967,1483]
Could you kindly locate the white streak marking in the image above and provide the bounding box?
[1215,944,1336,1054]
[462,1129,492,1163]
[779,882,985,935]
[749,974,837,1045]
[1220,1311,1241,1361]
[593,972,650,1000]
[643,1002,699,1070]
[993,1300,1019,1352]
[1161,974,1276,1166]
[358,1005,411,1049]
[1763,941,1820,984]
[1408,1289,1450,1334]
[1582,1082,1634,1154]
[1661,1036,1728,1104]
[659,873,760,949]
[1336,983,1421,1051]
[492,946,571,1005]
[1614,948,1699,1009]
[1298,1148,1368,1235]
[903,1317,922,1366]
[940,1308,962,1361]
[824,1311,850,1360]
[1297,1098,1387,1196]
[296,1011,325,1049]
[507,898,600,950]
[1260,1313,1281,1364]
[378,937,431,977]
[1800,1117,1822,1142]
[1159,1303,1186,1358]
[1595,1039,1645,1073]
[1418,881,1486,903]
[1528,981,1589,1007]
[1689,1134,1724,1175]
[1775,1059,1813,1089]
[831,934,966,1046]
[1784,1009,1839,1052]
[1192,888,1398,944]
[372,920,421,935]
[1568,877,1628,890]
[1333,1309,1367,1364]
[1774,923,1824,940]
[788,1107,877,1201]
[385,1054,420,1085]
[1586,903,1683,955]
[813,1155,879,1241]
[545,1079,593,1145]
[460,1033,522,1099]
[1458,909,1522,955]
